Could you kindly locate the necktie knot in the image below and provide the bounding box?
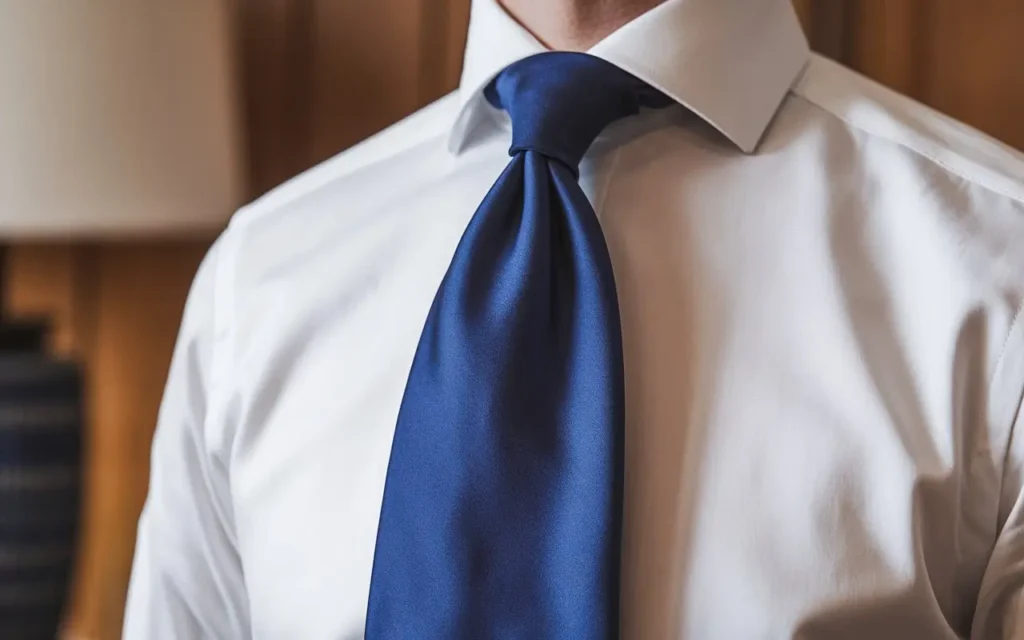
[485,52,671,170]
[371,51,657,640]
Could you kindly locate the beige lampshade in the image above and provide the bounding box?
[0,1,245,238]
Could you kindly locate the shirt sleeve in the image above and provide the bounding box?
[972,313,1024,639]
[122,232,250,639]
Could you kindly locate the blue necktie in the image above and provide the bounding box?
[366,52,671,639]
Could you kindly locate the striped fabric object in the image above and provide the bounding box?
[0,353,82,640]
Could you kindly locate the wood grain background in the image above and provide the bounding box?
[3,2,1020,638]
[799,0,1024,150]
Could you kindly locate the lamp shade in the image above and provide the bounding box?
[0,1,244,238]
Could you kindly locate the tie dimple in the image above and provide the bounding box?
[486,52,671,170]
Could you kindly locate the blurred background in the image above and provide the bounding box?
[0,1,1021,639]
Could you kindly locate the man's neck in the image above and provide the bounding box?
[499,0,667,51]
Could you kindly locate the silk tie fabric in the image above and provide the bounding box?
[366,52,670,639]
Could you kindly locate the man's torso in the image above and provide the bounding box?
[204,54,1024,638]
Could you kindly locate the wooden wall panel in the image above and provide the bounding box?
[307,0,425,162]
[798,0,1023,151]
[917,2,1024,150]
[450,0,472,81]
[239,0,312,198]
[5,243,209,640]
[847,0,1024,151]
[239,0,470,198]
[850,0,921,96]
[4,246,85,357]
[85,244,210,639]
[795,0,857,63]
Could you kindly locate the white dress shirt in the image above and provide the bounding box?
[124,0,1024,637]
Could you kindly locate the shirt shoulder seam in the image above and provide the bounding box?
[992,295,1024,533]
[205,214,245,431]
[791,87,1024,208]
[234,92,460,227]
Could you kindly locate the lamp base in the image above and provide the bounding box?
[0,319,48,352]
[0,320,82,640]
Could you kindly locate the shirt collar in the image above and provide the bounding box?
[448,0,810,155]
